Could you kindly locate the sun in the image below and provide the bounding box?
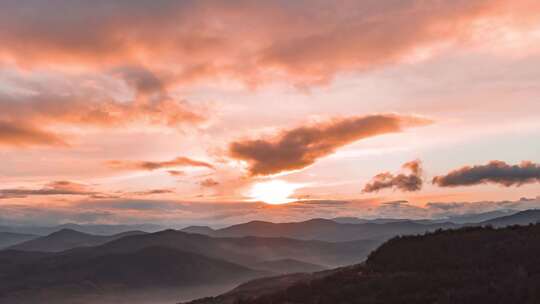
[249,180,300,205]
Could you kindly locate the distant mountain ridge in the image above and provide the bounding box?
[80,229,379,267]
[477,209,540,227]
[0,223,163,236]
[9,228,147,252]
[0,232,38,249]
[183,218,458,242]
[182,209,539,243]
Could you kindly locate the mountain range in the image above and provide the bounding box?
[182,209,540,242]
[0,228,378,303]
[1,209,540,303]
[186,222,540,304]
[0,246,265,304]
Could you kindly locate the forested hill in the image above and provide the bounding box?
[234,224,540,304]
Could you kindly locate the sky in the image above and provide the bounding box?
[0,0,539,227]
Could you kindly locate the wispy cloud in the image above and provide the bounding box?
[0,180,95,199]
[106,156,215,171]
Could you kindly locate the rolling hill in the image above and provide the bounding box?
[79,229,380,267]
[0,246,266,304]
[0,228,378,303]
[9,228,147,252]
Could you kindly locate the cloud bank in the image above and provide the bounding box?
[0,0,537,85]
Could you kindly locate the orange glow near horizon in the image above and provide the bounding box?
[248,180,301,205]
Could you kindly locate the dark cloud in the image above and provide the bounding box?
[362,160,423,193]
[199,178,219,188]
[433,160,540,187]
[0,120,67,147]
[107,156,215,171]
[230,115,431,176]
[129,189,175,196]
[167,170,185,176]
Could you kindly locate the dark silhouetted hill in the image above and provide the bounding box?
[185,270,338,304]
[209,224,540,304]
[252,259,327,275]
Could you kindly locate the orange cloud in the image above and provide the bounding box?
[107,156,215,171]
[0,80,203,129]
[230,114,431,176]
[0,65,206,148]
[433,161,540,187]
[363,160,424,193]
[0,0,537,86]
[200,178,220,188]
[0,121,66,147]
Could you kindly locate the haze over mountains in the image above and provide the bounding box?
[0,227,376,303]
[195,223,540,304]
[0,246,265,304]
[0,232,38,250]
[0,209,539,303]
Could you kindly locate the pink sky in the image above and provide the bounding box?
[1,0,539,226]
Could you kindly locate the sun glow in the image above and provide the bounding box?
[249,180,300,205]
